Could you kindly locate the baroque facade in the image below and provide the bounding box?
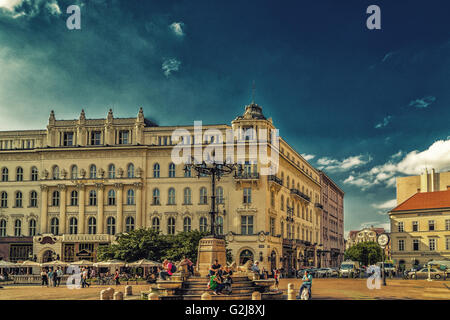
[0,104,341,272]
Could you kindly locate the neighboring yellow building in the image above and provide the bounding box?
[0,104,326,272]
[389,187,450,270]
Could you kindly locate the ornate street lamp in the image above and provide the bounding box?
[184,157,239,238]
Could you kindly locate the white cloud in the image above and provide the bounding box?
[372,199,397,215]
[169,22,185,36]
[409,96,436,108]
[162,58,181,77]
[375,115,392,129]
[0,0,61,17]
[343,139,450,189]
[0,0,22,10]
[301,153,315,161]
[317,155,371,172]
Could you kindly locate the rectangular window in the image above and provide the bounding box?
[413,239,419,251]
[412,221,418,232]
[398,239,405,251]
[241,215,253,235]
[243,188,252,204]
[429,238,436,251]
[91,131,101,145]
[428,220,435,231]
[446,219,450,231]
[119,130,129,144]
[270,217,275,236]
[446,238,450,251]
[63,132,74,146]
[398,222,404,232]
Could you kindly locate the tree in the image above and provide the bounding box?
[344,242,383,266]
[97,229,210,263]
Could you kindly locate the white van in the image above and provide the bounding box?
[339,261,360,277]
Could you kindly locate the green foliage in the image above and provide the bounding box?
[344,241,383,266]
[97,229,209,263]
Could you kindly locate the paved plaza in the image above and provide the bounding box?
[0,279,449,300]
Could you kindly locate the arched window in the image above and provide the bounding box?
[107,217,116,235]
[89,165,97,179]
[281,221,284,238]
[127,163,134,178]
[168,163,176,178]
[152,217,160,232]
[69,217,78,234]
[183,217,191,232]
[51,191,59,206]
[15,191,23,207]
[280,195,284,211]
[216,187,224,204]
[280,172,284,185]
[31,167,39,181]
[1,167,8,182]
[239,249,254,265]
[199,187,207,204]
[127,189,135,205]
[108,164,115,179]
[50,217,59,235]
[199,217,208,232]
[167,217,175,235]
[302,207,305,220]
[125,216,135,232]
[89,190,97,206]
[297,204,300,217]
[168,188,176,205]
[153,163,160,178]
[70,190,78,206]
[52,166,59,180]
[287,176,290,189]
[183,188,191,205]
[14,219,21,236]
[0,219,7,237]
[271,191,275,207]
[0,192,7,208]
[216,216,224,235]
[71,165,78,179]
[30,191,38,207]
[88,217,96,234]
[152,188,160,205]
[29,219,36,236]
[108,189,116,206]
[184,165,191,178]
[16,167,23,181]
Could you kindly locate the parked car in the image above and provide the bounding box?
[324,267,339,277]
[376,262,397,277]
[314,268,329,278]
[408,268,446,280]
[339,261,360,278]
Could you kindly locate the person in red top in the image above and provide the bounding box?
[113,269,120,285]
[159,260,174,280]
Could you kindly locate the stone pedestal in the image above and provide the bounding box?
[196,236,226,277]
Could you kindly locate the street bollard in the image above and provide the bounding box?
[125,285,133,296]
[100,289,109,300]
[287,283,296,300]
[148,293,160,300]
[252,291,261,300]
[106,287,115,299]
[113,292,123,300]
[201,292,212,300]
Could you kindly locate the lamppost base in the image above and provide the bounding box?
[196,237,227,277]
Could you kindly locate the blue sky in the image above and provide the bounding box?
[1,0,449,235]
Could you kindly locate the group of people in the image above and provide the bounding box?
[208,259,233,295]
[158,256,195,280]
[40,267,63,287]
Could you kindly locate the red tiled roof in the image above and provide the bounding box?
[391,189,450,212]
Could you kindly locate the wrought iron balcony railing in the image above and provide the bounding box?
[315,203,323,209]
[235,172,260,180]
[290,188,311,202]
[267,175,283,186]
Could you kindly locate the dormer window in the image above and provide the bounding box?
[91,131,101,145]
[119,130,129,144]
[63,132,74,146]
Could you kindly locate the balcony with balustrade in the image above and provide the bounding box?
[290,188,310,203]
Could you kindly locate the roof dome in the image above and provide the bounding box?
[235,102,266,120]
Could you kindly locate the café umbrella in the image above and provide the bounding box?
[93,259,126,267]
[69,260,94,267]
[41,260,69,267]
[126,259,161,267]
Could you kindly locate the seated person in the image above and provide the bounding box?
[251,261,262,279]
[209,259,222,277]
[221,266,233,294]
[209,270,224,295]
[159,260,175,280]
[180,256,195,276]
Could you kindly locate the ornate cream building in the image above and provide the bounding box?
[0,104,333,272]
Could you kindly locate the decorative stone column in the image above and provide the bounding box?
[58,184,67,234]
[134,182,143,229]
[197,237,227,277]
[96,183,104,234]
[115,183,123,233]
[77,183,85,234]
[40,185,48,233]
